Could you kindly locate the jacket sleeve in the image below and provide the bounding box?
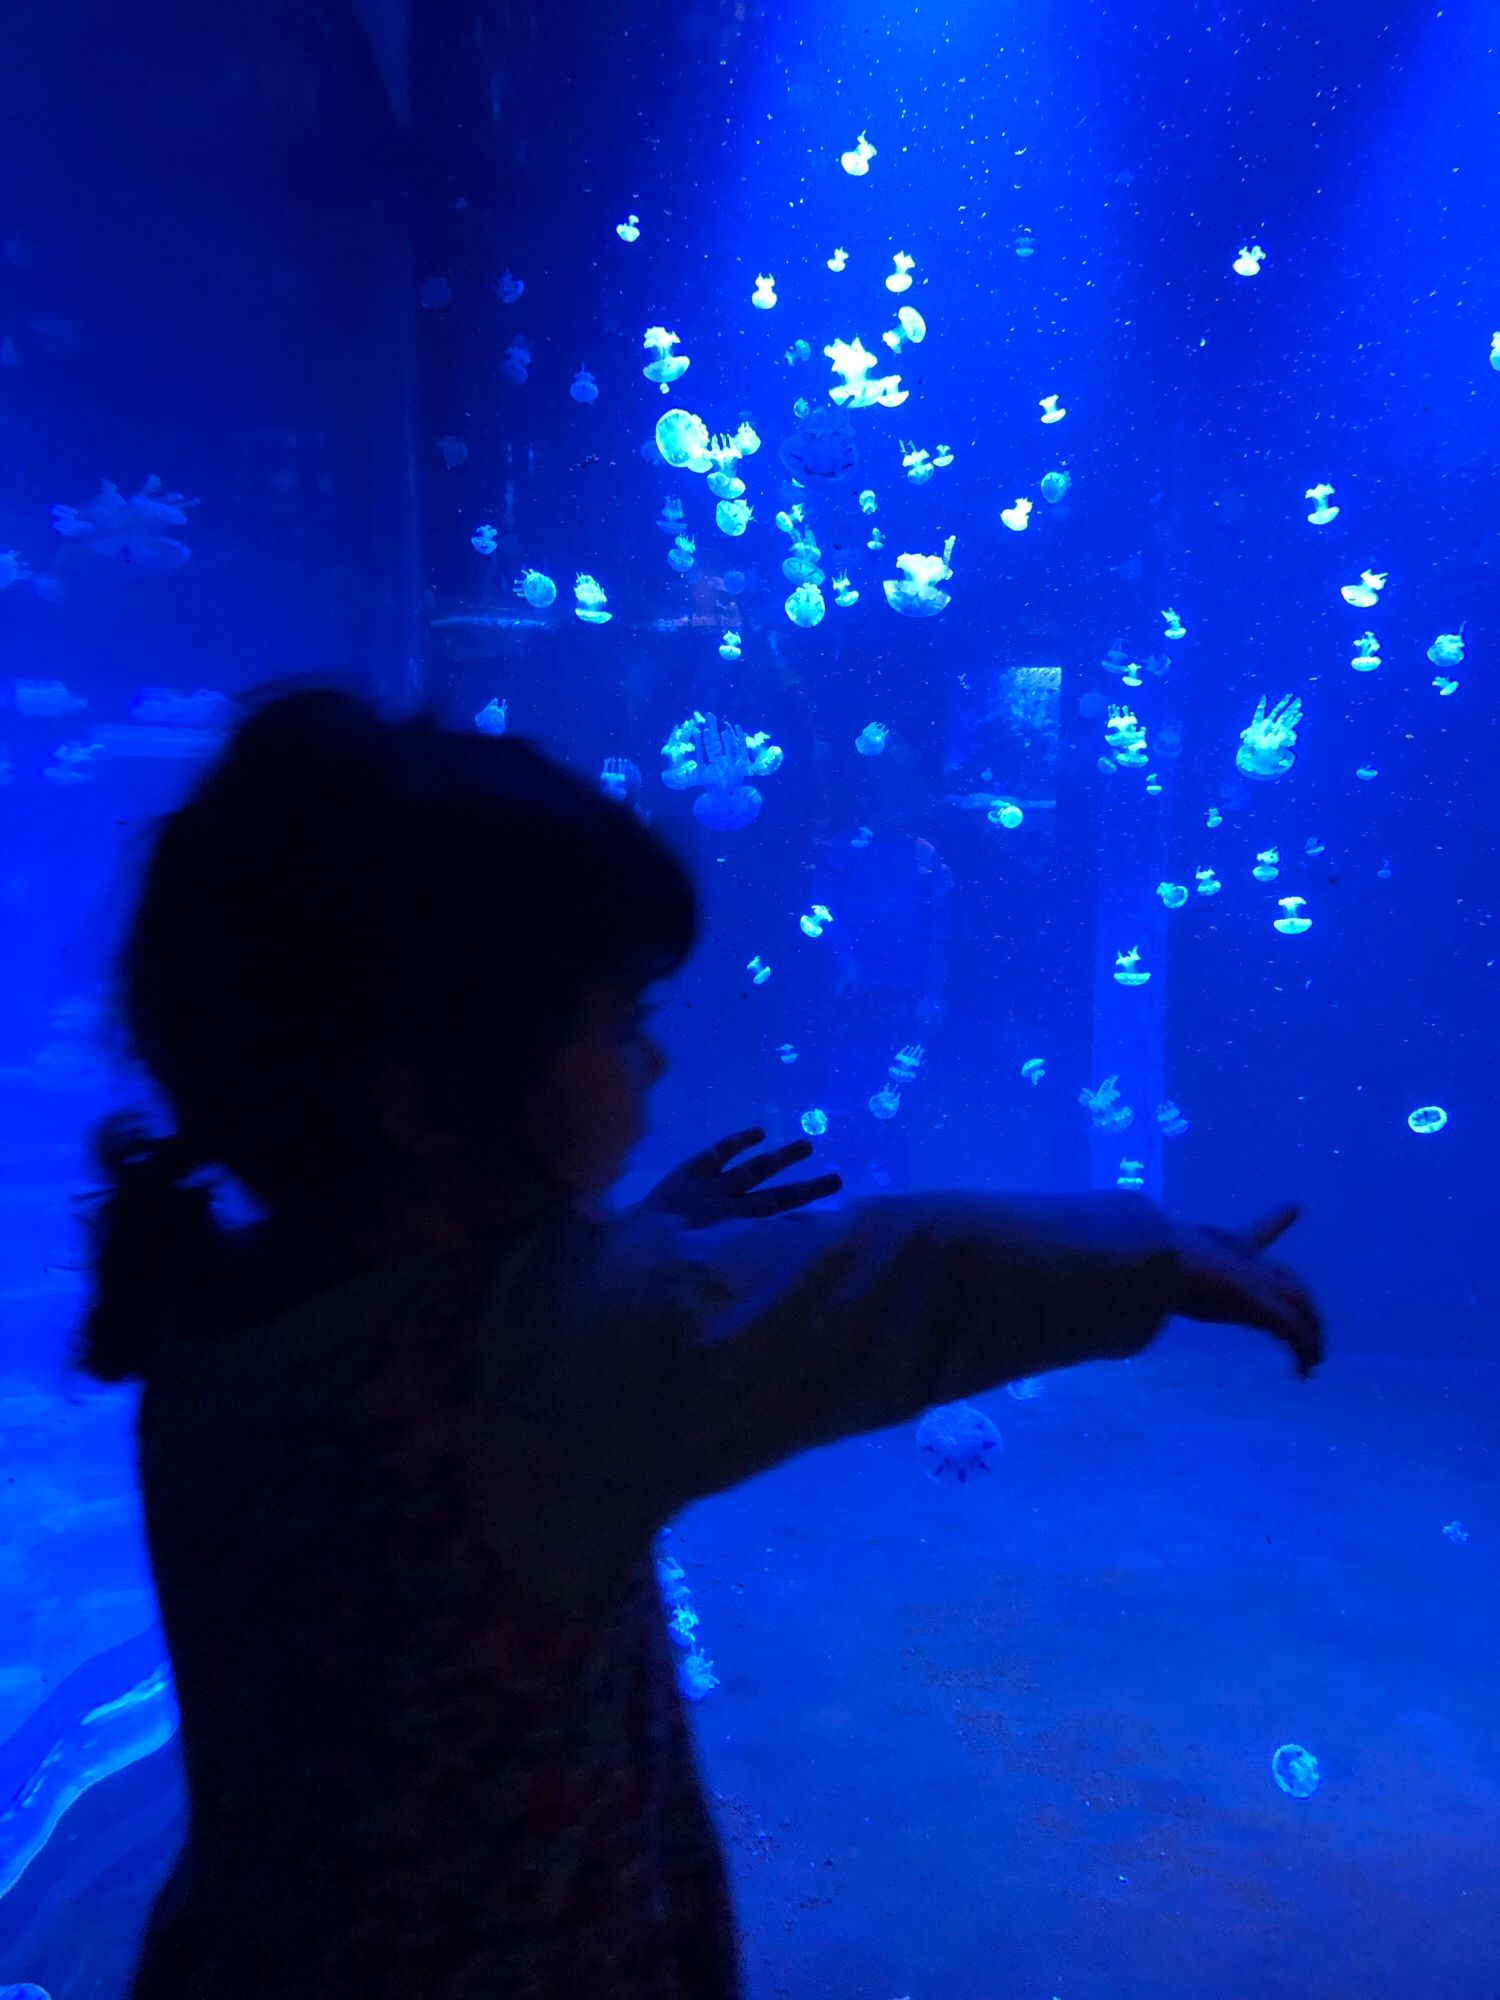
[466,1192,1183,1612]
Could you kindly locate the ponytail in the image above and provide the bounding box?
[73,1115,223,1384]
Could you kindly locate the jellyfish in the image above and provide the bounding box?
[1080,1075,1133,1132]
[785,581,826,628]
[1491,332,1500,371]
[1021,1057,1046,1085]
[50,473,197,576]
[1233,244,1266,276]
[827,246,849,272]
[833,574,860,608]
[1157,1101,1190,1137]
[779,403,860,483]
[885,252,916,294]
[1039,393,1066,423]
[1195,867,1221,896]
[747,956,772,985]
[1040,469,1071,503]
[1351,631,1381,671]
[1236,693,1302,780]
[840,131,877,176]
[1157,881,1189,909]
[660,712,781,830]
[667,534,697,574]
[858,488,878,514]
[902,443,934,486]
[801,1108,829,1136]
[782,540,824,586]
[785,338,812,364]
[1117,1160,1146,1190]
[824,336,908,408]
[1271,1745,1320,1798]
[708,468,746,498]
[869,1083,902,1120]
[916,1401,1003,1484]
[599,757,641,803]
[1273,896,1312,935]
[855,721,888,755]
[897,305,926,344]
[573,573,612,624]
[778,1044,798,1063]
[494,268,525,303]
[471,524,498,555]
[1305,482,1339,524]
[1433,674,1459,696]
[1340,569,1387,608]
[1105,707,1148,766]
[616,214,641,243]
[709,499,747,539]
[751,273,777,310]
[1252,847,1281,882]
[515,568,557,609]
[1014,226,1036,259]
[642,327,691,394]
[474,698,508,736]
[799,903,833,937]
[9,679,86,717]
[1206,805,1223,828]
[883,537,956,618]
[1000,497,1032,532]
[1161,606,1187,640]
[655,407,711,468]
[500,338,530,385]
[0,549,31,588]
[988,799,1024,828]
[1408,1104,1448,1135]
[570,368,599,404]
[932,444,954,467]
[1427,626,1466,666]
[1113,947,1151,986]
[718,631,742,660]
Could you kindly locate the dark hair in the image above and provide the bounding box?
[73,686,698,1384]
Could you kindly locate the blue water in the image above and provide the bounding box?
[0,3,1496,1995]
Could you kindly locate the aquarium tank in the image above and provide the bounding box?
[1,1,1496,1995]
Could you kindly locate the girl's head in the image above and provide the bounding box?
[76,687,698,1382]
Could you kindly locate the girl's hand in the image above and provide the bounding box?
[639,1128,843,1230]
[1173,1204,1324,1378]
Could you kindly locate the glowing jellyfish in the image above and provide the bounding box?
[661,711,781,830]
[1040,470,1071,502]
[1234,244,1266,276]
[1117,1160,1146,1190]
[885,252,916,293]
[869,1083,902,1119]
[474,698,508,736]
[800,903,833,938]
[1271,1745,1320,1798]
[667,534,697,574]
[716,498,753,536]
[1237,694,1303,780]
[573,573,612,624]
[515,569,557,609]
[801,1107,829,1136]
[643,327,691,395]
[855,721,888,756]
[752,273,777,310]
[1105,707,1148,767]
[932,443,954,467]
[1252,848,1280,882]
[833,574,860,608]
[1408,1104,1448,1135]
[1114,947,1151,986]
[988,799,1024,828]
[1305,482,1339,524]
[1427,627,1466,665]
[782,539,823,585]
[1157,882,1189,909]
[903,443,934,486]
[898,305,926,344]
[915,1401,1003,1485]
[1273,896,1312,935]
[500,339,530,385]
[780,403,860,483]
[785,339,811,365]
[1442,1519,1468,1541]
[1340,569,1387,609]
[840,132,877,176]
[779,1044,798,1063]
[494,268,525,303]
[655,407,711,468]
[824,336,908,409]
[1080,1075,1133,1132]
[471,524,498,555]
[616,214,641,242]
[708,471,746,501]
[1351,632,1381,671]
[1157,1101,1190,1137]
[883,538,956,618]
[1021,1057,1046,1085]
[1014,226,1036,259]
[570,369,599,404]
[858,488,878,514]
[1039,393,1066,423]
[1491,331,1500,370]
[1206,805,1224,828]
[1000,497,1032,532]
[747,956,771,986]
[1162,606,1187,640]
[828,246,849,272]
[1196,867,1222,897]
[600,757,641,802]
[785,581,826,628]
[1433,674,1459,696]
[1007,1376,1044,1400]
[718,631,741,660]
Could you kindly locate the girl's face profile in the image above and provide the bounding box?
[525,981,667,1203]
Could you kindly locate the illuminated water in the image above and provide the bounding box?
[0,4,1496,1996]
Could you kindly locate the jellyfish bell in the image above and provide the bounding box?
[655,408,711,469]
